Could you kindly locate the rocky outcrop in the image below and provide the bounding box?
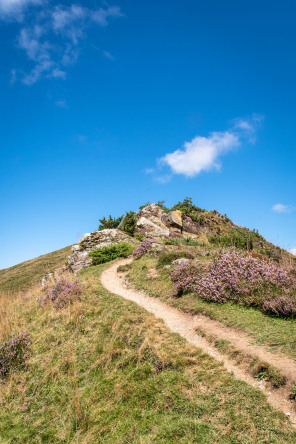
[162,210,183,236]
[138,203,166,220]
[68,229,136,273]
[136,204,183,237]
[136,217,170,237]
[182,217,202,234]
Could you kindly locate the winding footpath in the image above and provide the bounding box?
[101,258,296,426]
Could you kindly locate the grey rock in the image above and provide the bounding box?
[68,229,136,273]
[172,258,190,266]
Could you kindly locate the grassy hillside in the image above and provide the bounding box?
[0,246,72,293]
[0,263,295,442]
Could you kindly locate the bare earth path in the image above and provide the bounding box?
[101,258,296,426]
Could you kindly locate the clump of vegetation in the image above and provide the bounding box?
[208,228,263,251]
[251,362,287,388]
[40,278,82,309]
[171,250,296,317]
[164,237,203,247]
[0,333,31,379]
[289,382,296,400]
[171,197,202,214]
[120,211,137,236]
[157,251,195,268]
[98,215,123,231]
[117,263,132,273]
[89,243,133,265]
[133,239,154,259]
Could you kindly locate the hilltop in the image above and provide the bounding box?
[0,198,296,442]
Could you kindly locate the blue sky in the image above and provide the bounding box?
[1,0,296,269]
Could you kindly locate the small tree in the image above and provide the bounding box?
[171,197,201,215]
[120,211,137,236]
[98,215,123,231]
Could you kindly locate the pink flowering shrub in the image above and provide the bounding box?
[0,332,32,378]
[133,239,155,259]
[171,250,296,317]
[40,278,82,309]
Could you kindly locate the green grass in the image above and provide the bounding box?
[0,262,295,442]
[128,256,296,361]
[0,246,72,293]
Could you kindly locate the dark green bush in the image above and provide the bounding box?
[171,197,202,215]
[120,211,137,236]
[89,243,133,265]
[98,215,123,231]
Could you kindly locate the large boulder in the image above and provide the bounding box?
[182,217,201,234]
[163,210,183,235]
[68,229,136,273]
[136,217,170,237]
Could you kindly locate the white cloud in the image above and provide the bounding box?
[160,131,239,177]
[272,203,295,214]
[290,248,296,256]
[156,115,263,179]
[2,2,123,84]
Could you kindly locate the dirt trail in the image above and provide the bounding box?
[101,258,296,426]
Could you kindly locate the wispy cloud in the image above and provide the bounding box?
[272,203,295,214]
[2,1,123,84]
[0,0,43,20]
[290,248,296,256]
[152,115,262,181]
[102,50,115,61]
[55,99,67,108]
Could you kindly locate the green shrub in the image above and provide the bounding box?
[89,243,133,265]
[208,228,259,250]
[98,215,123,231]
[190,214,205,225]
[163,238,181,246]
[120,211,137,236]
[171,197,202,215]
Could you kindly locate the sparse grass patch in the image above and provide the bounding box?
[164,237,204,247]
[117,263,132,273]
[250,361,287,388]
